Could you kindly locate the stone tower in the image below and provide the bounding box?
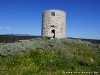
[41,9,66,38]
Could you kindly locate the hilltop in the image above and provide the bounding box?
[0,37,100,75]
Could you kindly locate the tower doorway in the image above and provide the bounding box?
[51,29,55,38]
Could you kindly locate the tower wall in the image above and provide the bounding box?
[41,9,66,38]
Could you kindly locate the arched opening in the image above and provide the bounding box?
[51,29,55,38]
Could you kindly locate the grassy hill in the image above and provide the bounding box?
[0,38,100,75]
[68,37,100,44]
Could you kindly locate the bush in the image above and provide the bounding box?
[0,38,99,58]
[47,38,66,50]
[0,43,26,56]
[22,70,33,75]
[77,58,90,66]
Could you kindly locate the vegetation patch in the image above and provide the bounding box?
[0,38,100,75]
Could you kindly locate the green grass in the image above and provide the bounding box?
[0,38,100,75]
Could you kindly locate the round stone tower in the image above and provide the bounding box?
[41,9,66,38]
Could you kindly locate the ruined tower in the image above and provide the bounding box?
[41,9,66,38]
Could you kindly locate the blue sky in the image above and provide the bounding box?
[0,0,100,39]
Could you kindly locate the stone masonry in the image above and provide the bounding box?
[41,9,66,38]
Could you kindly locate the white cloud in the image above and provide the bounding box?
[0,27,11,30]
[5,27,11,29]
[0,27,4,29]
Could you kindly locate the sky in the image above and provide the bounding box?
[0,0,100,39]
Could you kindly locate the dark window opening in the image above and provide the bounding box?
[51,12,55,16]
[51,29,55,38]
[51,25,55,27]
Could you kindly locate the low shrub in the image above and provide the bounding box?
[0,43,26,56]
[0,38,99,57]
